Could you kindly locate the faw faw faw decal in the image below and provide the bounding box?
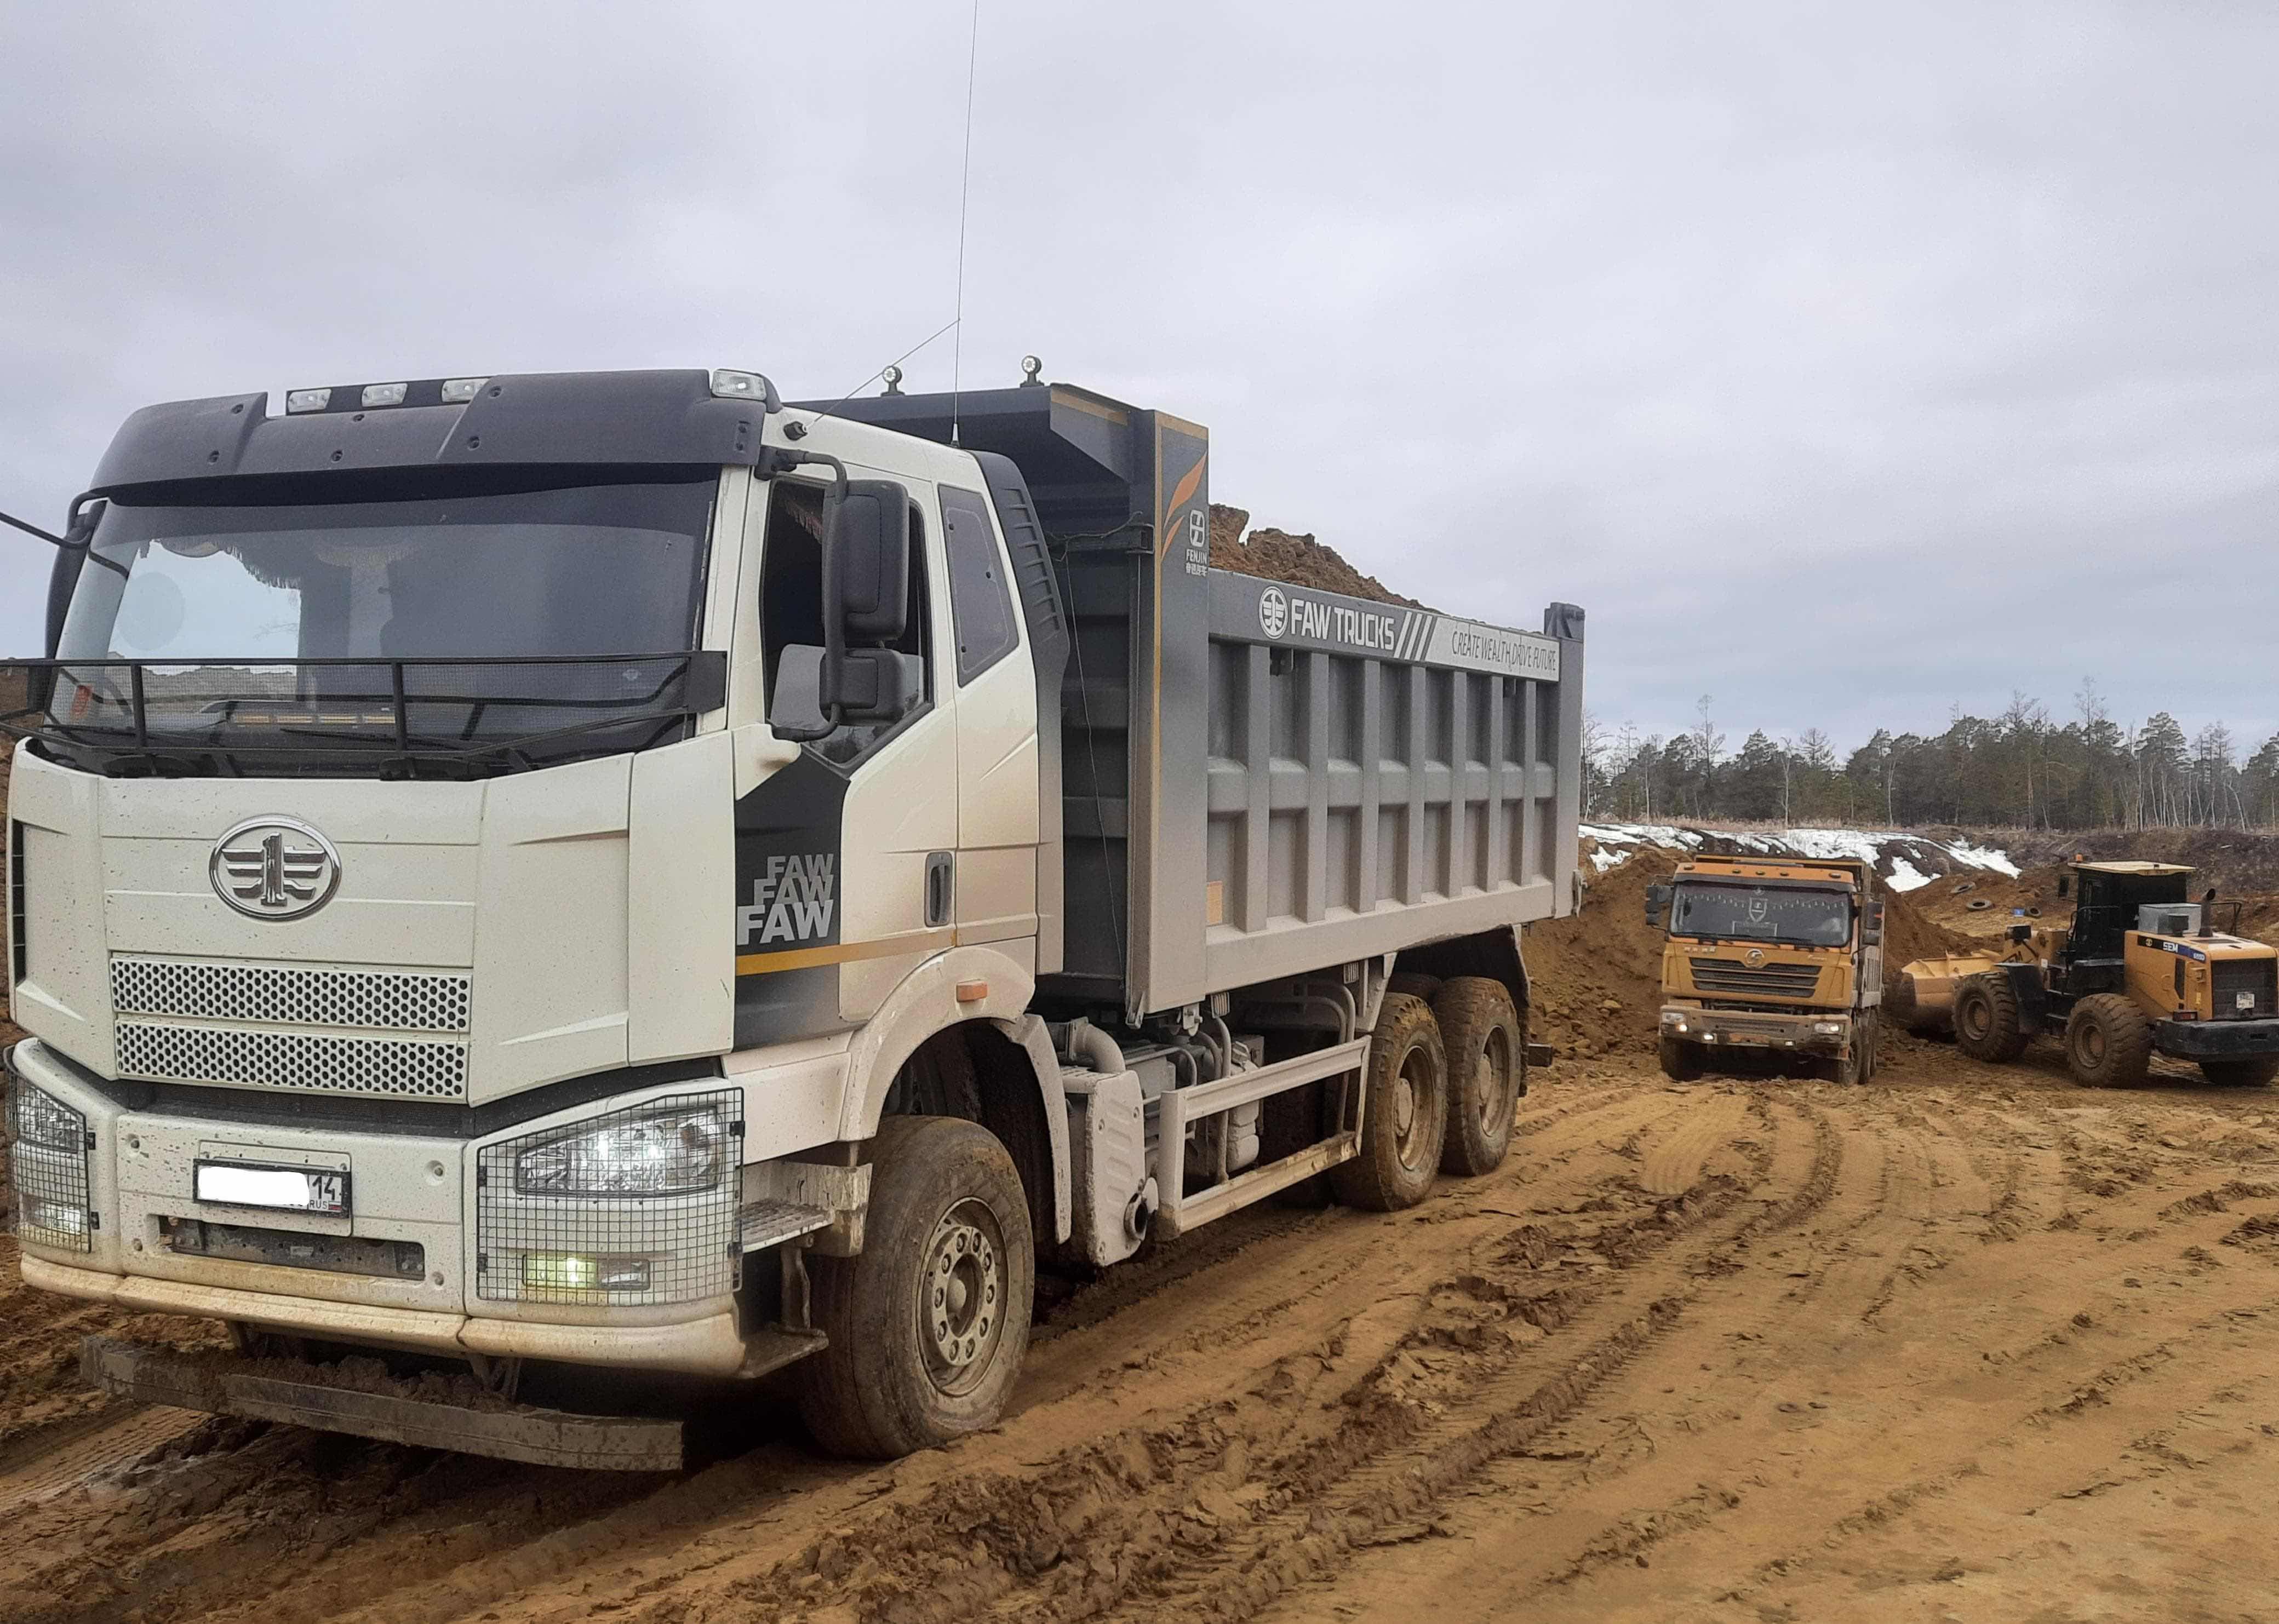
[738,853,837,949]
[1212,571,1561,680]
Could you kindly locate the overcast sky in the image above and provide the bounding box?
[3,2,2274,759]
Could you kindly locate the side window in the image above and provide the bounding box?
[757,481,931,758]
[939,485,1019,684]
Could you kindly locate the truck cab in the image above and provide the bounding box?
[1645,854,1884,1083]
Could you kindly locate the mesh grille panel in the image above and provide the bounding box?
[111,957,471,1033]
[116,1022,468,1100]
[2214,959,2278,1020]
[476,1089,739,1306]
[8,1077,93,1253]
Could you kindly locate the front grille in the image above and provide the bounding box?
[2213,960,2278,1020]
[112,957,471,1033]
[1690,959,1823,998]
[116,1022,468,1100]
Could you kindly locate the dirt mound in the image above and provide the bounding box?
[1208,504,1424,609]
[1985,827,2279,944]
[1525,850,1678,1064]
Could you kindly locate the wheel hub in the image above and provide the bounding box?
[920,1200,1004,1394]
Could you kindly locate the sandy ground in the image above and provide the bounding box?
[8,1030,2279,1624]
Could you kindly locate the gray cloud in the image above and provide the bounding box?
[4,1,2274,757]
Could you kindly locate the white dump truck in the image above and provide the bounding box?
[3,366,1582,1467]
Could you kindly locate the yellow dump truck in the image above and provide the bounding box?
[1645,854,1885,1084]
[1894,861,2279,1087]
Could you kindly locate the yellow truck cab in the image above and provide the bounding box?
[1645,854,1884,1084]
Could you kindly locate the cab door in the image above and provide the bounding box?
[724,470,957,1048]
[937,483,1039,968]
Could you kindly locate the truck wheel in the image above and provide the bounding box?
[1333,992,1448,1212]
[2064,995,2153,1089]
[1387,971,1444,1003]
[2198,1057,2279,1087]
[1435,978,1522,1177]
[1860,1010,1881,1081]
[1952,974,2028,1063]
[797,1116,1034,1459]
[1658,1032,1704,1082]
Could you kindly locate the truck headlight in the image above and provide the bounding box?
[1812,1022,1843,1036]
[514,1103,730,1197]
[476,1088,742,1307]
[6,1063,94,1253]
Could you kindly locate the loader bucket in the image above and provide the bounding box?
[1890,955,2005,1036]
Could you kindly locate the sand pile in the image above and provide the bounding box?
[1208,504,1424,609]
[1524,849,1677,1063]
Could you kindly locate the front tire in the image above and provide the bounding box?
[2199,1055,2279,1087]
[1953,974,2028,1063]
[797,1116,1035,1459]
[2065,994,2153,1089]
[1435,978,1523,1176]
[1333,992,1448,1211]
[1658,1031,1704,1082]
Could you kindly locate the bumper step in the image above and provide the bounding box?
[79,1335,684,1472]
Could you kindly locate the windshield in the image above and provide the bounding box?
[27,472,719,776]
[1670,882,1852,947]
[59,475,713,663]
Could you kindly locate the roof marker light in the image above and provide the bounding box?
[440,376,488,403]
[360,382,408,408]
[285,388,332,414]
[708,369,781,410]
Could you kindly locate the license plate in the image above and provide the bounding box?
[194,1161,350,1216]
[2239,992,2258,1013]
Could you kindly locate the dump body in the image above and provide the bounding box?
[1651,854,1882,1076]
[810,383,1584,1018]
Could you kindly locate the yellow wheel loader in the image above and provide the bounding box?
[1893,862,2279,1087]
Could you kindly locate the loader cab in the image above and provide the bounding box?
[2057,862,2191,994]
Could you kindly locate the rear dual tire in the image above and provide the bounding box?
[1434,978,1524,1177]
[1334,992,1450,1211]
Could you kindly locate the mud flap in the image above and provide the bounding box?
[79,1335,683,1473]
[1525,1042,1555,1068]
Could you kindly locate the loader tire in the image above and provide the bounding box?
[1434,978,1523,1177]
[2198,1056,2279,1088]
[1658,1032,1704,1082]
[1333,992,1447,1212]
[797,1116,1034,1460]
[1952,974,2028,1064]
[2065,994,2153,1089]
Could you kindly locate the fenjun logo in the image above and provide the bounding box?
[737,853,837,949]
[209,817,342,921]
[1258,586,1288,639]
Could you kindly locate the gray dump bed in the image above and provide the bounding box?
[802,382,1584,1019]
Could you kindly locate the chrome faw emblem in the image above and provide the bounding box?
[209,817,342,921]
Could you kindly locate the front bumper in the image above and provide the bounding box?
[2155,1017,2279,1060]
[4,1038,748,1376]
[1660,1006,1849,1053]
[22,1250,744,1373]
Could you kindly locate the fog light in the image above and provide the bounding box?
[22,1197,89,1239]
[521,1253,651,1293]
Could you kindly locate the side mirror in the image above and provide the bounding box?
[827,480,910,645]
[769,645,925,743]
[1645,884,1670,928]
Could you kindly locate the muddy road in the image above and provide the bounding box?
[8,1032,2279,1624]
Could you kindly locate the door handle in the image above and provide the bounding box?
[925,851,954,928]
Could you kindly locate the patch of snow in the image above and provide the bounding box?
[1938,840,2020,877]
[1884,857,1933,892]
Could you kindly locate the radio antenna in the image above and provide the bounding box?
[949,0,981,445]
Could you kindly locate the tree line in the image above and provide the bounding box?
[1586,682,2279,830]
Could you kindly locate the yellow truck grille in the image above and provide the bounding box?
[1690,959,1822,999]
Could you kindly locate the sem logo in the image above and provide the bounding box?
[738,853,837,948]
[1258,587,1288,639]
[209,817,342,921]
